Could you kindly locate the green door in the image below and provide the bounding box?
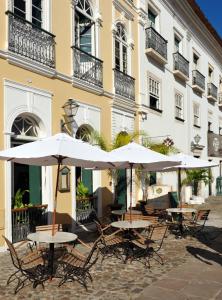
[116,169,127,209]
[82,169,93,195]
[29,166,42,205]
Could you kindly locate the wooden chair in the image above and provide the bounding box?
[124,213,143,221]
[3,235,47,294]
[132,224,169,268]
[57,237,100,290]
[35,224,61,233]
[184,209,211,240]
[144,206,155,215]
[95,221,126,263]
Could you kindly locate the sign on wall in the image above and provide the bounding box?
[208,132,222,157]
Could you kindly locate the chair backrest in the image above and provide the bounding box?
[141,215,159,225]
[2,235,21,270]
[196,209,210,224]
[144,206,155,215]
[35,224,61,233]
[124,213,143,221]
[94,220,104,235]
[84,237,100,268]
[149,225,168,251]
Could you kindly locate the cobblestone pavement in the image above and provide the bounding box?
[0,199,222,300]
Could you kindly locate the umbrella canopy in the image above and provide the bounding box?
[0,133,123,168]
[109,142,181,220]
[165,153,218,170]
[109,142,181,170]
[0,133,125,234]
[162,153,218,206]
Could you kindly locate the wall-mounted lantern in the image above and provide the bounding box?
[59,166,71,192]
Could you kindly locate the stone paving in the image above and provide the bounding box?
[0,199,222,300]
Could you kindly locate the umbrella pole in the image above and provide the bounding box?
[52,157,62,236]
[130,163,133,223]
[178,169,182,208]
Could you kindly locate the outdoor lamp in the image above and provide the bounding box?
[62,98,79,119]
[194,134,201,145]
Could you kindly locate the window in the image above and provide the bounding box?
[175,93,184,120]
[174,35,181,53]
[219,126,222,135]
[208,66,213,82]
[193,103,200,127]
[149,77,160,110]
[12,115,39,137]
[75,0,94,55]
[208,121,212,132]
[115,23,128,73]
[148,9,156,28]
[193,53,199,70]
[13,0,42,28]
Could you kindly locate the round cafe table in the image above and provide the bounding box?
[27,231,77,277]
[111,220,150,229]
[111,209,142,220]
[166,207,197,237]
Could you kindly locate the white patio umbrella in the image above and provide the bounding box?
[0,133,124,235]
[162,153,218,206]
[109,142,181,221]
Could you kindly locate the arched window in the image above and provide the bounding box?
[75,0,94,55]
[76,124,93,142]
[12,115,39,138]
[115,23,128,73]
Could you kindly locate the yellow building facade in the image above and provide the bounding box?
[0,0,140,248]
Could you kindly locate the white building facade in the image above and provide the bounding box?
[137,0,222,198]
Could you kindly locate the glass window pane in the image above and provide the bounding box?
[14,0,26,18]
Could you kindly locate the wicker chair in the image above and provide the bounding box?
[57,237,100,290]
[3,235,47,294]
[132,224,169,268]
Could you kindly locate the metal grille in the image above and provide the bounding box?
[192,70,205,90]
[114,68,135,100]
[208,83,218,99]
[72,45,103,87]
[7,11,55,68]
[145,27,167,60]
[76,197,97,223]
[173,52,189,78]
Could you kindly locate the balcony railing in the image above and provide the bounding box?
[173,52,189,78]
[12,205,48,243]
[145,27,167,60]
[114,69,135,100]
[72,45,103,88]
[76,197,97,223]
[6,11,55,68]
[208,83,218,100]
[192,70,205,91]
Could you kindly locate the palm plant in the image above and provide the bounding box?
[182,169,212,196]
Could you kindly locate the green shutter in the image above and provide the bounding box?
[82,168,93,195]
[116,169,127,209]
[29,166,42,205]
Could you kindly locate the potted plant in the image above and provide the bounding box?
[182,169,212,202]
[13,188,29,209]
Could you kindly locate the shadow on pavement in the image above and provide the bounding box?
[186,245,222,266]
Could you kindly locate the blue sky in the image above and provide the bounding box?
[196,0,222,38]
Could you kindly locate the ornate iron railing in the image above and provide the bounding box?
[12,205,48,243]
[6,11,55,68]
[145,27,167,60]
[72,45,103,87]
[76,197,97,223]
[218,93,222,105]
[173,52,189,78]
[192,70,205,90]
[208,83,218,99]
[114,69,135,100]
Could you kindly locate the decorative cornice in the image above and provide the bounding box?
[112,95,137,114]
[137,8,147,27]
[113,0,134,21]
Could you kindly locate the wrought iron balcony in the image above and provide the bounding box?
[72,46,103,88]
[114,69,135,100]
[218,93,222,106]
[208,83,218,101]
[6,11,55,68]
[192,70,205,93]
[173,52,189,81]
[145,27,167,64]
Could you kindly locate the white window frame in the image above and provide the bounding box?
[149,76,161,110]
[208,64,214,83]
[175,92,184,120]
[193,103,200,127]
[11,0,50,31]
[115,23,128,74]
